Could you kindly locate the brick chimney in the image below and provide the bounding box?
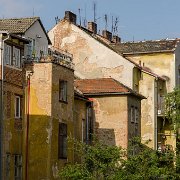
[88,22,97,34]
[112,35,121,44]
[102,30,112,41]
[64,11,77,24]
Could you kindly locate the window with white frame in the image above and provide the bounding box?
[13,46,21,68]
[59,80,67,102]
[4,44,12,65]
[15,96,21,118]
[130,106,134,123]
[14,154,22,180]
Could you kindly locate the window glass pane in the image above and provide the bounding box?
[15,96,21,118]
[59,123,67,158]
[59,81,67,102]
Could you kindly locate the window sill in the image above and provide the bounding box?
[59,100,68,104]
[58,157,67,160]
[5,65,22,71]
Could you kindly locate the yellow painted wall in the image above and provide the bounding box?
[25,62,74,179]
[126,53,174,92]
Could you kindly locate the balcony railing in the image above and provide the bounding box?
[24,47,74,70]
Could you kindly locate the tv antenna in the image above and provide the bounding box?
[93,1,97,23]
[104,14,108,30]
[114,17,119,35]
[111,16,114,33]
[55,16,59,24]
[78,8,82,26]
[83,3,87,27]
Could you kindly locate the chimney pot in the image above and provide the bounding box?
[102,30,112,41]
[112,35,121,44]
[64,11,77,24]
[88,22,97,34]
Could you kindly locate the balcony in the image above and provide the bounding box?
[24,47,74,70]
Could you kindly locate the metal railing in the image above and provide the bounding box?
[24,47,74,70]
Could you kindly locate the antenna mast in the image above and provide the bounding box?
[111,16,114,34]
[78,8,82,26]
[104,14,108,30]
[93,2,97,23]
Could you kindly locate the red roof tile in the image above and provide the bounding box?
[74,78,133,94]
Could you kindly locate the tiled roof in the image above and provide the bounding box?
[110,39,180,54]
[0,17,39,34]
[74,78,144,99]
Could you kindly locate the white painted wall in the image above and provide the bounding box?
[25,20,49,59]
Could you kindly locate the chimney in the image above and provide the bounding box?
[88,22,97,34]
[112,35,121,44]
[102,30,112,41]
[64,11,77,24]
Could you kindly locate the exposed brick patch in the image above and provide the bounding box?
[0,66,24,87]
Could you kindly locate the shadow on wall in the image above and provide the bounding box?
[95,122,116,146]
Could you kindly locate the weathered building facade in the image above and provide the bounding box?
[75,78,144,149]
[0,32,29,179]
[110,40,180,150]
[48,11,141,92]
[24,51,74,179]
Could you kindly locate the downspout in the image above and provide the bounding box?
[25,74,31,180]
[154,79,158,150]
[0,32,10,180]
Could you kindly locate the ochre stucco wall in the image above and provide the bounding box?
[26,62,74,179]
[126,53,174,92]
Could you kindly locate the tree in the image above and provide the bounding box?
[59,139,124,180]
[164,87,180,134]
[59,138,180,180]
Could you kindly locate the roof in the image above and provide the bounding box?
[0,17,51,44]
[110,39,180,54]
[74,78,145,99]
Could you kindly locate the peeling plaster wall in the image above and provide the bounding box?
[126,53,174,92]
[91,95,141,149]
[48,20,135,89]
[26,62,74,179]
[175,43,180,87]
[27,63,52,179]
[139,73,155,148]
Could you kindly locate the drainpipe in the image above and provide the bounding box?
[0,31,10,180]
[154,79,158,150]
[25,73,31,180]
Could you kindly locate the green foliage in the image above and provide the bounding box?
[164,87,180,131]
[59,138,180,180]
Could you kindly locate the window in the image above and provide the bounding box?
[58,123,67,159]
[135,107,138,124]
[59,80,67,102]
[6,153,10,179]
[4,44,12,65]
[13,46,21,68]
[82,119,86,143]
[15,96,21,118]
[14,154,22,180]
[130,106,134,123]
[87,106,93,144]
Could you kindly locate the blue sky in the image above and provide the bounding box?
[1,0,180,42]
